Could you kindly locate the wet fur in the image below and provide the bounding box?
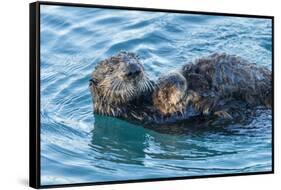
[154,53,272,119]
[90,52,155,119]
[90,52,272,124]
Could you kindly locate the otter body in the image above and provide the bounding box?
[90,52,272,124]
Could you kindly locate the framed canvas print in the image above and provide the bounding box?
[29,1,274,188]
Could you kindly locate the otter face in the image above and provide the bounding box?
[90,52,153,105]
[153,72,187,115]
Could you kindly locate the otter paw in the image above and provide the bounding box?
[214,110,233,120]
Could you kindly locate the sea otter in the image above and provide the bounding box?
[89,51,272,124]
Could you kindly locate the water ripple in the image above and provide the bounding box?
[40,5,272,185]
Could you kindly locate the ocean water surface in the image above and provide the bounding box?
[40,5,272,185]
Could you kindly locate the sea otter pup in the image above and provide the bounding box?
[90,51,272,124]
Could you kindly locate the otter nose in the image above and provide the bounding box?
[125,64,141,77]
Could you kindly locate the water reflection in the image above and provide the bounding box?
[90,106,271,171]
[90,115,241,166]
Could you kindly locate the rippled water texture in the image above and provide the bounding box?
[40,5,272,185]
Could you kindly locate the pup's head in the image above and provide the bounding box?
[153,72,187,115]
[90,51,153,106]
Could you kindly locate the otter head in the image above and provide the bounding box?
[153,72,187,115]
[90,51,153,115]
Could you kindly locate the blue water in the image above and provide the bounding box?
[40,5,272,185]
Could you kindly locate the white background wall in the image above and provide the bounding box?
[0,0,279,189]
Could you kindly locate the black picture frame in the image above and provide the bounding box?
[29,1,274,189]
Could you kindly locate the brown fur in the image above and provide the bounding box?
[152,72,187,115]
[153,53,272,119]
[90,51,154,118]
[90,52,272,124]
